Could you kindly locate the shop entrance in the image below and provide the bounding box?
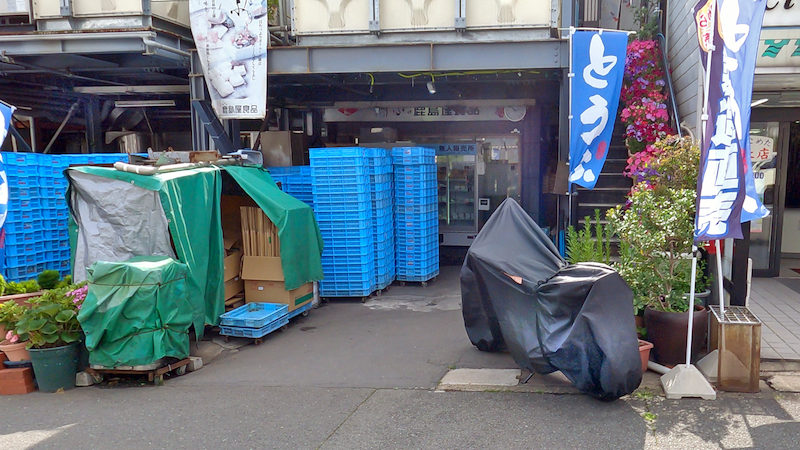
[749,118,800,277]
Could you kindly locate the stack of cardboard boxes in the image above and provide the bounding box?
[239,206,313,313]
[222,196,247,311]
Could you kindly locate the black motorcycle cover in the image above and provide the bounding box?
[461,199,642,400]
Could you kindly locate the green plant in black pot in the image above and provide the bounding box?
[14,284,87,392]
[566,209,611,265]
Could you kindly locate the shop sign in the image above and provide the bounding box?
[757,28,800,68]
[694,0,769,241]
[426,143,478,155]
[764,1,800,27]
[323,106,512,122]
[189,0,268,119]
[750,136,776,233]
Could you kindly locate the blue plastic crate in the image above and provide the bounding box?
[42,209,68,220]
[41,198,67,210]
[4,265,36,280]
[42,218,68,230]
[396,270,439,282]
[319,279,374,297]
[319,226,372,241]
[396,238,438,254]
[8,186,40,200]
[3,220,37,234]
[6,174,39,188]
[316,210,372,223]
[310,147,368,158]
[395,231,439,245]
[394,210,438,222]
[395,178,437,190]
[317,216,372,229]
[321,246,375,264]
[38,186,65,198]
[394,203,437,214]
[4,165,37,177]
[220,302,289,328]
[368,173,393,184]
[219,315,289,339]
[2,152,38,165]
[361,148,387,158]
[7,209,43,222]
[311,164,370,177]
[394,196,437,208]
[313,191,372,204]
[312,182,371,195]
[5,253,36,266]
[8,197,40,211]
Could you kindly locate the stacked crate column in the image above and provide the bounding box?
[311,148,376,297]
[392,147,439,283]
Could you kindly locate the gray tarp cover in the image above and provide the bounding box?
[460,199,642,400]
[70,171,176,282]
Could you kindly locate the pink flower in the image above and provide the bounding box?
[5,330,13,341]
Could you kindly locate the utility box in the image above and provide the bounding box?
[709,306,762,393]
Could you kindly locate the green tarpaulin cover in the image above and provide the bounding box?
[68,165,323,331]
[78,256,191,367]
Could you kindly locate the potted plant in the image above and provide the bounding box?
[608,136,710,366]
[0,300,30,361]
[14,284,87,392]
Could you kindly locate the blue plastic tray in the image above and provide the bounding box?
[396,270,439,282]
[286,301,313,320]
[219,315,289,339]
[220,302,289,328]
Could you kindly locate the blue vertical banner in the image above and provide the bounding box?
[569,30,628,189]
[0,100,13,231]
[694,0,769,241]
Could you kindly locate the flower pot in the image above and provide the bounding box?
[638,340,653,373]
[644,305,709,366]
[0,339,31,362]
[28,343,79,392]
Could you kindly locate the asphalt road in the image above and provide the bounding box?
[1,267,798,449]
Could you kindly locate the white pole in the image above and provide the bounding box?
[686,245,699,365]
[567,26,575,228]
[691,0,718,367]
[716,239,725,316]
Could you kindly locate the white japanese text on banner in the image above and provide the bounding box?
[693,0,770,241]
[569,30,628,189]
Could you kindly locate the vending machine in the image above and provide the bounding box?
[435,143,479,246]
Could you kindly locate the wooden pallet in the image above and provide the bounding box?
[86,358,191,385]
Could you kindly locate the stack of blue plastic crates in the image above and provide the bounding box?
[267,166,314,207]
[311,148,376,297]
[365,148,395,291]
[1,152,128,281]
[392,147,439,283]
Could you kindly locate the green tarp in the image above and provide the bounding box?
[67,165,323,330]
[78,256,191,367]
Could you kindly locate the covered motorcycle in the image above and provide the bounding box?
[461,199,642,400]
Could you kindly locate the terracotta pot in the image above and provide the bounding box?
[644,305,708,366]
[0,339,31,362]
[638,340,653,373]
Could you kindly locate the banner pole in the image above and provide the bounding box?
[567,26,575,227]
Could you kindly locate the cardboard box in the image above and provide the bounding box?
[244,280,313,312]
[240,256,283,281]
[224,250,243,282]
[224,277,244,301]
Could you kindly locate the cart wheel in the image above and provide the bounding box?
[361,297,368,303]
[301,310,310,317]
[254,338,263,345]
[174,365,187,376]
[155,375,165,386]
[224,336,230,343]
[281,324,288,331]
[421,281,428,288]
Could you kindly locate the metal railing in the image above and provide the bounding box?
[656,32,682,137]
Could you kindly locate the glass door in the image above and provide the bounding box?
[750,122,782,276]
[437,153,477,233]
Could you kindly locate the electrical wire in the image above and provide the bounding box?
[396,69,541,79]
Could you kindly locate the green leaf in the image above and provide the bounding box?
[40,323,59,335]
[55,310,76,323]
[20,317,47,332]
[42,333,60,344]
[61,332,80,343]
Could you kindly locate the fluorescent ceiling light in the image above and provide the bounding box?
[114,100,176,108]
[76,85,189,95]
[751,98,769,107]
